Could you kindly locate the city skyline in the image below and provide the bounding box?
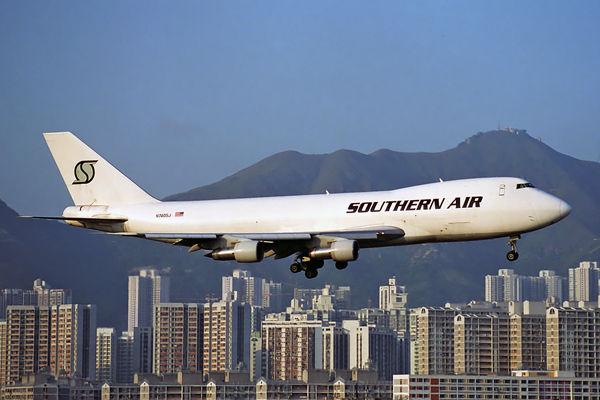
[2,261,600,386]
[2,262,598,328]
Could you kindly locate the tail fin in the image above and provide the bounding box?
[44,132,159,206]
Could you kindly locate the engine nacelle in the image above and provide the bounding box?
[309,239,359,262]
[211,240,264,263]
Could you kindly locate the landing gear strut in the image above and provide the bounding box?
[506,235,520,261]
[290,256,324,279]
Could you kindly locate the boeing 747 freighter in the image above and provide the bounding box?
[31,132,571,279]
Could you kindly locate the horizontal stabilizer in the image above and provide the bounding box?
[20,215,129,224]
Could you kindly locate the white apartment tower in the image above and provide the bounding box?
[343,320,399,381]
[379,277,408,310]
[569,261,600,303]
[539,270,567,304]
[485,269,521,302]
[127,268,170,332]
[222,269,263,306]
[33,279,72,306]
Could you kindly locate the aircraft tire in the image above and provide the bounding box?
[290,263,302,273]
[335,261,348,270]
[506,251,519,262]
[305,269,318,279]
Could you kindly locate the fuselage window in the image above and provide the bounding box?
[516,183,535,189]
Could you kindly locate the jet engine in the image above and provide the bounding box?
[211,240,264,263]
[309,239,359,262]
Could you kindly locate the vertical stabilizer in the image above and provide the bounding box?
[44,132,159,205]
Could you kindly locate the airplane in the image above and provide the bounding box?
[30,132,572,279]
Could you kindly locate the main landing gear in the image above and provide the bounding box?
[290,256,325,279]
[506,235,520,262]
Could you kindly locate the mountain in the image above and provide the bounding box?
[1,129,599,325]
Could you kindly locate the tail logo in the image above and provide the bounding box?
[73,160,98,185]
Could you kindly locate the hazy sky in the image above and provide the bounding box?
[1,1,599,216]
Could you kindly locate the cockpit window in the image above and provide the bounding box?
[516,183,535,189]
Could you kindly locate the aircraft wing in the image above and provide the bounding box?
[120,226,404,243]
[113,226,404,260]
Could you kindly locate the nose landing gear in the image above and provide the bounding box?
[506,235,520,261]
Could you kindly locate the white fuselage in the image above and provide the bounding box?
[63,177,570,247]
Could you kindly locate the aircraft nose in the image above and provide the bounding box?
[534,192,571,227]
[559,200,572,219]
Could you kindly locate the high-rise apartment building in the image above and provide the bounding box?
[261,314,325,381]
[509,301,547,371]
[262,280,284,312]
[569,261,600,303]
[249,331,262,382]
[222,270,262,305]
[322,322,349,372]
[133,327,153,375]
[485,269,521,302]
[96,327,117,382]
[128,268,170,333]
[116,331,134,383]
[33,279,72,307]
[153,303,202,375]
[411,303,514,376]
[343,320,399,381]
[1,280,72,320]
[0,321,6,386]
[49,304,96,380]
[0,290,36,320]
[547,306,600,378]
[3,304,96,384]
[538,270,567,305]
[203,299,251,373]
[486,269,567,304]
[410,307,459,375]
[222,270,287,312]
[379,277,408,310]
[377,277,409,338]
[454,313,510,376]
[294,285,351,311]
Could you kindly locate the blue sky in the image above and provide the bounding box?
[1,1,599,216]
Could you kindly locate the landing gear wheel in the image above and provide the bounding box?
[290,262,302,273]
[335,261,348,270]
[305,269,318,279]
[506,235,520,262]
